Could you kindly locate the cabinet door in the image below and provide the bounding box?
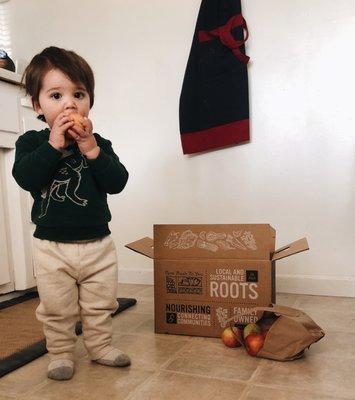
[0,151,11,286]
[20,99,47,283]
[0,82,20,133]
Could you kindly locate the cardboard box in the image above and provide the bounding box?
[126,224,309,338]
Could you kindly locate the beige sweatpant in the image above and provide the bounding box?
[32,235,119,362]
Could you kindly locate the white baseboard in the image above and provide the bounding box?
[118,268,153,285]
[277,273,355,297]
[118,268,355,297]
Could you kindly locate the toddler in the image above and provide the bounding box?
[12,46,130,380]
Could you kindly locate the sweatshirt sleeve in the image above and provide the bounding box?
[86,134,129,194]
[12,131,63,192]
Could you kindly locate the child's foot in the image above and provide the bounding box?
[47,359,74,380]
[94,348,131,367]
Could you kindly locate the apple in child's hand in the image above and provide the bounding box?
[221,327,243,348]
[243,323,261,339]
[69,112,85,129]
[244,332,265,356]
[65,113,85,140]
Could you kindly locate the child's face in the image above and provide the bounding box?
[33,68,91,128]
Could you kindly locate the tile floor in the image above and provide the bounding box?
[1,284,355,400]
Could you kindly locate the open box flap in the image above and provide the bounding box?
[125,237,154,259]
[125,233,309,262]
[272,238,309,261]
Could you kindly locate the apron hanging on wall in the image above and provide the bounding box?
[179,0,250,155]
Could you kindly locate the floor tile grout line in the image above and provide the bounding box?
[0,393,17,400]
[238,384,253,400]
[236,360,269,399]
[122,369,162,400]
[245,361,268,383]
[156,365,256,385]
[115,333,197,400]
[242,382,354,400]
[240,379,355,400]
[12,378,51,400]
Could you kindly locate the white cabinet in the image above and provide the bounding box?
[0,152,12,287]
[0,69,38,294]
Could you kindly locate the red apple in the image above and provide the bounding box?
[221,327,243,348]
[243,323,261,339]
[65,113,85,140]
[244,332,265,356]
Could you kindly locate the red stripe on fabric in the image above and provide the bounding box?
[181,119,250,155]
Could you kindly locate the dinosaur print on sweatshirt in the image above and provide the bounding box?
[39,152,89,219]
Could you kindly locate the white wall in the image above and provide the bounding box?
[6,0,355,296]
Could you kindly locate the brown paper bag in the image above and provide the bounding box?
[250,304,325,361]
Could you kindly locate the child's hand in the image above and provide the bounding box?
[48,112,76,151]
[67,117,100,158]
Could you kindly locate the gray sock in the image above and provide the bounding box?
[94,348,131,367]
[47,359,74,380]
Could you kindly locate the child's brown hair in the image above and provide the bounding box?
[22,46,95,121]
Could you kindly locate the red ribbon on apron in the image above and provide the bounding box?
[198,14,250,64]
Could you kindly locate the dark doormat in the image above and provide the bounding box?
[0,291,137,378]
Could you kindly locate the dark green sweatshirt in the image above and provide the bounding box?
[12,128,129,242]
